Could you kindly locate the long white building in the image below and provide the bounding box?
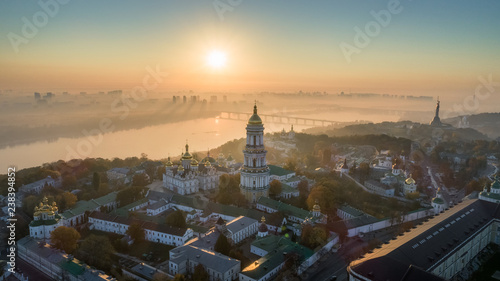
[347,197,500,281]
[89,212,193,247]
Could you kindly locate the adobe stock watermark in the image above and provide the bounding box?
[7,0,70,54]
[339,0,404,63]
[213,0,243,21]
[431,74,498,141]
[64,65,168,163]
[441,74,499,119]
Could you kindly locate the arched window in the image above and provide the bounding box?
[253,159,257,167]
[253,135,256,146]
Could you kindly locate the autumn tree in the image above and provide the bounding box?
[60,191,77,210]
[306,185,335,212]
[173,274,187,281]
[269,180,282,199]
[152,273,170,281]
[214,234,231,255]
[166,210,186,228]
[126,222,145,244]
[300,224,327,249]
[51,226,81,254]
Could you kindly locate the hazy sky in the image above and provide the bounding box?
[1,1,499,96]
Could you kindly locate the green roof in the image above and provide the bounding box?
[283,176,301,183]
[268,165,294,177]
[61,200,100,219]
[491,180,500,189]
[338,204,364,217]
[60,259,85,276]
[242,239,313,280]
[92,191,118,205]
[280,183,298,194]
[257,197,311,220]
[480,192,500,200]
[61,192,118,219]
[112,198,149,217]
[432,197,444,204]
[29,218,60,227]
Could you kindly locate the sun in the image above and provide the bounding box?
[206,50,227,69]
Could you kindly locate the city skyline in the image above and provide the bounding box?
[1,1,499,97]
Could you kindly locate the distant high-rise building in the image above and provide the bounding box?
[183,95,187,103]
[223,95,227,102]
[430,97,443,126]
[34,92,41,100]
[210,95,217,103]
[240,103,270,203]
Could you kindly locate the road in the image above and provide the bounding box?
[302,251,347,281]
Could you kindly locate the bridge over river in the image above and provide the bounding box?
[218,111,343,127]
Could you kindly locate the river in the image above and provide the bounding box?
[0,118,310,170]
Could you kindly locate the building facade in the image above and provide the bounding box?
[240,104,270,203]
[347,198,500,281]
[163,145,220,195]
[29,197,63,239]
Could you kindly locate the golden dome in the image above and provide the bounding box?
[405,174,416,185]
[191,159,199,165]
[177,164,185,171]
[182,143,193,160]
[205,160,212,167]
[166,156,173,167]
[313,199,321,212]
[248,104,263,125]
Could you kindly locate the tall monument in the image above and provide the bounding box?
[430,97,443,127]
[240,103,270,203]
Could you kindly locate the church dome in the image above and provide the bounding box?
[204,160,212,167]
[313,200,321,212]
[166,157,173,167]
[405,175,416,185]
[177,164,185,171]
[258,216,268,232]
[182,144,193,160]
[191,159,199,165]
[248,104,262,125]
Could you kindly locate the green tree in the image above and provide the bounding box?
[117,186,145,207]
[132,173,149,186]
[166,210,186,228]
[77,234,115,271]
[269,180,282,199]
[92,172,100,190]
[214,234,231,255]
[50,226,81,254]
[126,222,145,244]
[22,195,40,217]
[192,264,210,281]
